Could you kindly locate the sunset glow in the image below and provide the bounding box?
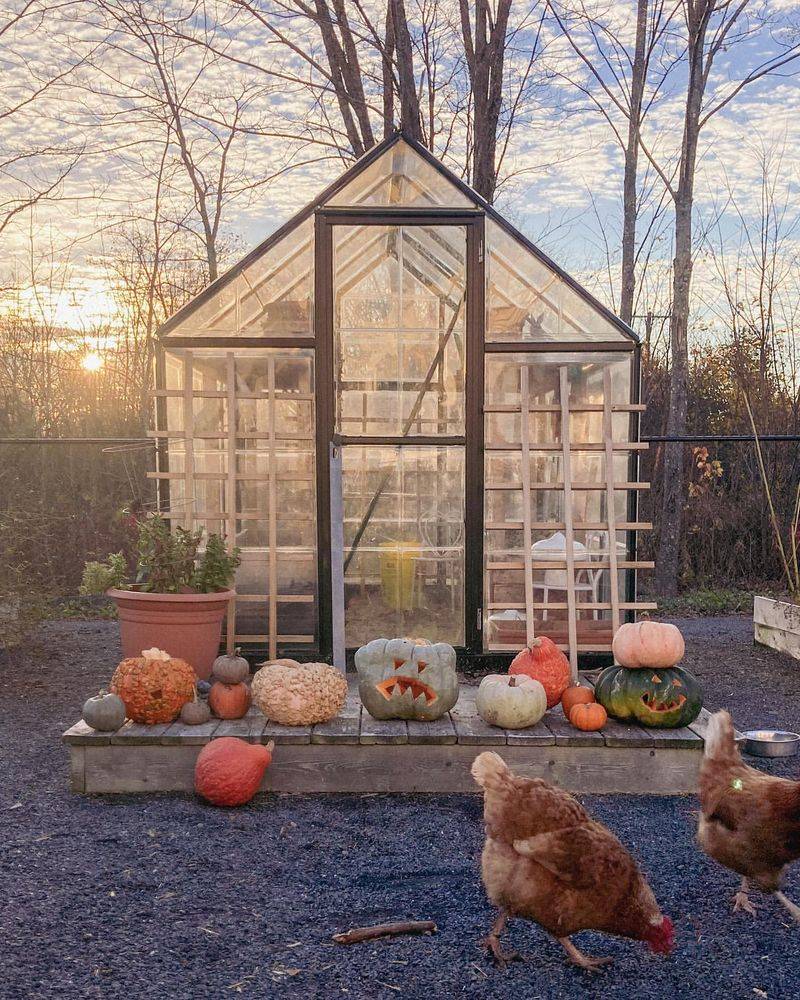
[80,351,104,372]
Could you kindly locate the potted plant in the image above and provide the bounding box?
[81,515,240,679]
[746,398,800,660]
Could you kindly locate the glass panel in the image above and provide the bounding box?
[486,220,628,343]
[342,445,464,647]
[483,352,636,652]
[327,138,473,208]
[334,225,466,436]
[157,347,317,651]
[164,219,314,338]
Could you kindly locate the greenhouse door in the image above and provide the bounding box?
[314,209,485,659]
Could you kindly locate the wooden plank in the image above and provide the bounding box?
[602,366,621,634]
[519,364,536,647]
[183,353,195,529]
[267,355,278,660]
[213,717,255,740]
[78,743,703,795]
[647,726,704,750]
[754,596,800,660]
[311,714,361,744]
[68,745,85,792]
[407,715,458,744]
[359,712,409,745]
[451,687,506,745]
[559,365,578,682]
[261,720,313,744]
[161,718,220,745]
[543,710,605,747]
[225,352,237,653]
[62,720,113,746]
[505,720,556,746]
[599,717,654,748]
[312,680,361,743]
[111,720,172,745]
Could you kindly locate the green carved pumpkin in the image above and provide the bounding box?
[355,637,458,721]
[594,664,703,729]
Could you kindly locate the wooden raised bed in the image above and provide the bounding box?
[63,679,713,796]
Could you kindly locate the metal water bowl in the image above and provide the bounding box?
[741,729,800,758]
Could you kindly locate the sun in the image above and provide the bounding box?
[81,351,104,372]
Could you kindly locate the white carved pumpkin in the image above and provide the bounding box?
[354,637,458,721]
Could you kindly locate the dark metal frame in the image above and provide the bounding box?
[314,207,485,658]
[152,130,644,661]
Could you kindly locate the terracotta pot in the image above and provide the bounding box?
[108,588,235,680]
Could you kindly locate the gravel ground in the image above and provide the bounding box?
[2,615,800,1000]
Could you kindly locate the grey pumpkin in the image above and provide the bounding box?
[212,648,250,685]
[82,690,126,732]
[180,691,212,725]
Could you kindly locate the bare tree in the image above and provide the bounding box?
[545,0,678,324]
[0,1,89,243]
[85,0,289,281]
[217,1,546,202]
[642,1,800,595]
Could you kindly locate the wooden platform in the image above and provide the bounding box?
[63,679,715,795]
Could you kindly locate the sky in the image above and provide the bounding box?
[2,0,800,348]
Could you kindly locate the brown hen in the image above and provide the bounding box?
[471,752,674,971]
[698,710,800,921]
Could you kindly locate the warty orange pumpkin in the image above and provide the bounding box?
[509,637,571,708]
[110,647,195,724]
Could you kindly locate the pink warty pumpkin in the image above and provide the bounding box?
[509,637,571,708]
[612,621,685,669]
[194,737,274,807]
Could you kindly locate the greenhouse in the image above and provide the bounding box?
[154,131,651,670]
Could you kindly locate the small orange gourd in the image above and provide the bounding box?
[209,681,251,719]
[561,685,595,717]
[569,702,607,731]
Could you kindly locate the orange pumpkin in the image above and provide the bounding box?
[509,637,571,708]
[209,681,251,719]
[194,737,274,806]
[110,647,195,724]
[569,702,607,731]
[561,685,595,717]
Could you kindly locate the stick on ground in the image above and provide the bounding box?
[332,920,438,945]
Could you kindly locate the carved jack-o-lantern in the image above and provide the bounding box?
[355,637,459,721]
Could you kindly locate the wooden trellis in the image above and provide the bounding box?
[485,360,655,676]
[151,350,317,658]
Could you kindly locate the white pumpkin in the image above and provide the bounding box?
[476,674,547,730]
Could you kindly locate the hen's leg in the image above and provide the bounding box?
[483,910,522,969]
[732,877,758,916]
[775,891,800,923]
[559,937,613,972]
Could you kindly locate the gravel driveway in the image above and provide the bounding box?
[2,616,800,999]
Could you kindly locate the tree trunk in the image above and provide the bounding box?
[619,0,648,326]
[391,0,422,141]
[654,2,706,597]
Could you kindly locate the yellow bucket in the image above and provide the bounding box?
[379,541,420,611]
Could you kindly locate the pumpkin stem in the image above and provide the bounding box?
[98,688,107,696]
[529,638,542,649]
[508,676,516,688]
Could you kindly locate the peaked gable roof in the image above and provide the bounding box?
[159,130,637,343]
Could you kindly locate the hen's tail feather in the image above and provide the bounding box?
[471,751,513,791]
[704,710,737,761]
